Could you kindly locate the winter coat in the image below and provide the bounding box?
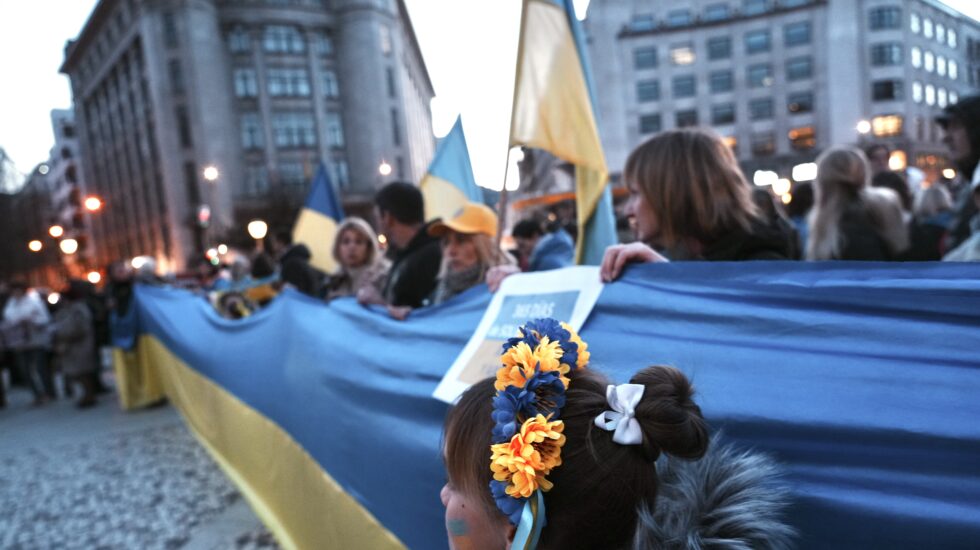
[528,230,575,272]
[383,222,442,308]
[700,218,799,261]
[326,260,389,301]
[1,292,52,351]
[633,434,796,549]
[52,300,98,377]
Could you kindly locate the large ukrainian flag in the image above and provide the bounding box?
[420,116,484,221]
[509,0,618,264]
[292,163,344,273]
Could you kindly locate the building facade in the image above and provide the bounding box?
[585,0,980,185]
[60,0,435,272]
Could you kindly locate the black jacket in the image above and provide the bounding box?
[383,222,442,308]
[700,218,799,261]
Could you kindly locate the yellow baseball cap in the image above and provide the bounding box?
[428,203,498,239]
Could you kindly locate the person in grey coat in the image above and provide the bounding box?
[1,280,53,405]
[52,280,98,408]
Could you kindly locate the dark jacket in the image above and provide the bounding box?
[383,222,442,308]
[834,203,892,261]
[904,211,953,261]
[700,218,799,261]
[633,434,796,549]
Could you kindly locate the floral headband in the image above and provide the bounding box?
[488,318,590,549]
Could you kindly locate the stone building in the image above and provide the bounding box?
[60,0,434,272]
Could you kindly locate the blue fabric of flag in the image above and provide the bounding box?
[428,117,483,203]
[305,163,344,219]
[121,262,980,549]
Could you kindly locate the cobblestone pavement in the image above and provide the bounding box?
[0,386,279,549]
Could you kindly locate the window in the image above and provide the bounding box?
[938,88,948,108]
[949,29,957,48]
[333,159,349,188]
[925,84,936,105]
[667,9,692,27]
[379,24,392,55]
[670,44,696,65]
[322,70,339,98]
[240,113,264,149]
[278,162,305,186]
[629,14,656,32]
[391,108,401,146]
[788,91,813,113]
[637,80,660,102]
[937,55,946,77]
[911,47,922,68]
[745,30,771,54]
[751,132,776,156]
[314,32,334,55]
[871,115,903,137]
[228,26,251,53]
[673,75,696,98]
[634,47,658,69]
[326,112,345,147]
[869,7,901,30]
[168,59,184,93]
[924,51,935,72]
[264,25,305,53]
[703,4,730,22]
[786,56,812,80]
[176,105,192,147]
[676,110,698,127]
[639,113,661,134]
[707,36,731,60]
[709,70,733,93]
[233,69,258,97]
[949,60,958,81]
[911,13,921,34]
[784,22,811,46]
[244,165,269,196]
[788,126,816,150]
[747,63,772,87]
[936,24,945,44]
[712,103,736,125]
[749,98,773,120]
[267,68,311,97]
[912,80,923,103]
[923,18,933,39]
[872,80,903,101]
[386,66,397,97]
[163,12,177,48]
[272,113,316,147]
[743,0,768,16]
[950,91,958,104]
[870,43,903,66]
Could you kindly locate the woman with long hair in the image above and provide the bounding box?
[806,146,908,260]
[428,204,513,305]
[326,217,389,301]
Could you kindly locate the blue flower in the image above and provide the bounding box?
[503,318,580,370]
[491,368,567,444]
[491,480,526,525]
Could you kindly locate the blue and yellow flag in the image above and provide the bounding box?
[509,0,617,264]
[292,163,344,273]
[420,116,484,221]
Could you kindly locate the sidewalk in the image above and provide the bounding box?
[0,384,276,549]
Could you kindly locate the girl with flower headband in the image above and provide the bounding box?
[441,319,795,549]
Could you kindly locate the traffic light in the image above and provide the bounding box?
[196,204,211,228]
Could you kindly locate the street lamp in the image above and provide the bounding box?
[49,224,64,238]
[247,219,268,251]
[84,196,102,212]
[378,160,392,176]
[87,271,102,284]
[28,240,43,252]
[856,120,872,134]
[203,165,220,182]
[60,238,79,255]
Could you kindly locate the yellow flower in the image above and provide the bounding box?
[495,342,537,390]
[561,322,591,369]
[489,416,565,498]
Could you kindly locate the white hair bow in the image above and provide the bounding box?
[593,383,645,445]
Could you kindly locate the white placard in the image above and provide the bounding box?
[432,266,604,404]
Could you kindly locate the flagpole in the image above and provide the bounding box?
[498,0,530,249]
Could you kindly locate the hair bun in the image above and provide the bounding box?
[628,366,709,461]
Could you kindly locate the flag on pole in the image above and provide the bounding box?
[292,163,344,274]
[420,116,484,221]
[509,0,617,264]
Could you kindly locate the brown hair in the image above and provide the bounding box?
[624,127,760,250]
[443,366,708,549]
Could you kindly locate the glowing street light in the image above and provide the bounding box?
[378,160,392,176]
[60,238,79,255]
[203,165,220,182]
[84,196,103,211]
[856,120,872,134]
[28,240,43,252]
[772,178,792,196]
[47,292,60,305]
[942,168,956,179]
[217,244,229,255]
[753,170,779,187]
[49,225,64,238]
[247,219,268,240]
[87,271,102,284]
[38,164,50,175]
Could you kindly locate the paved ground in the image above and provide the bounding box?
[0,380,278,549]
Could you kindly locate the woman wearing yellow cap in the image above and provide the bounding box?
[428,203,515,305]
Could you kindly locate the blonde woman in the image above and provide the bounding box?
[601,128,796,281]
[428,203,514,305]
[807,146,908,260]
[326,217,389,301]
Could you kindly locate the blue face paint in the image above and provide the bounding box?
[448,518,469,536]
